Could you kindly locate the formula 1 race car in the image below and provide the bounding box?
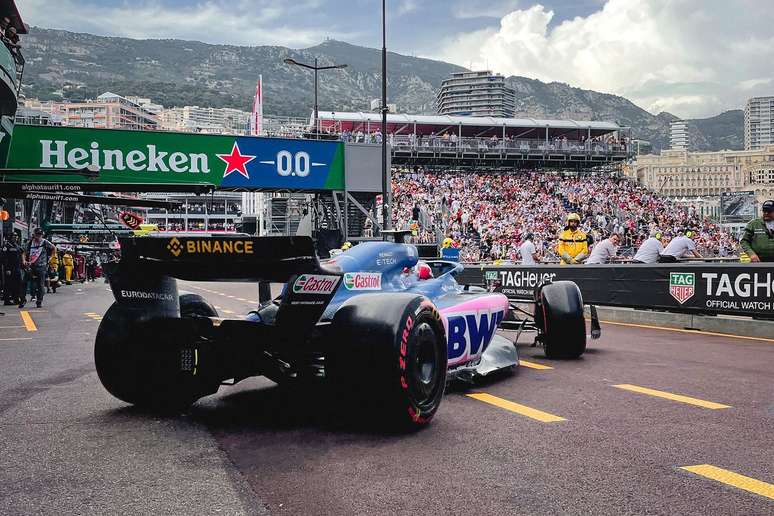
[95,235,587,428]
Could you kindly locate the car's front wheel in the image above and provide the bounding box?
[534,281,586,359]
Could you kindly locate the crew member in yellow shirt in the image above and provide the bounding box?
[556,213,589,264]
[62,251,74,284]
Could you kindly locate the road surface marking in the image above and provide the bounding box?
[221,309,235,315]
[236,297,248,302]
[214,305,223,310]
[227,295,236,298]
[467,393,566,422]
[613,384,731,409]
[519,360,553,370]
[0,337,33,341]
[600,320,774,344]
[0,325,24,329]
[681,465,774,500]
[19,311,37,332]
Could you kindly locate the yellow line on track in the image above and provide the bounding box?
[519,360,553,370]
[467,392,566,422]
[19,311,37,332]
[681,465,774,500]
[600,320,774,344]
[613,384,731,409]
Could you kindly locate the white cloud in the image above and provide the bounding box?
[435,0,774,118]
[397,0,419,16]
[452,0,521,19]
[737,78,773,91]
[21,0,354,48]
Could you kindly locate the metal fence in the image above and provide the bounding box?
[388,135,626,156]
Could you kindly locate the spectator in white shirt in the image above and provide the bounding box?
[586,233,621,264]
[659,231,702,262]
[633,232,664,263]
[518,233,539,265]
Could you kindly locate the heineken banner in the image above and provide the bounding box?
[457,264,774,317]
[3,125,345,191]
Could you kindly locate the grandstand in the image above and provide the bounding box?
[391,168,738,263]
[316,111,631,167]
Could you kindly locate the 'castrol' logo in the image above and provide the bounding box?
[293,274,339,294]
[343,272,382,290]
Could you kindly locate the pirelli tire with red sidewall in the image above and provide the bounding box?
[534,280,586,359]
[327,293,447,429]
[94,293,219,411]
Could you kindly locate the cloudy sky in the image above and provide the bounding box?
[21,0,774,118]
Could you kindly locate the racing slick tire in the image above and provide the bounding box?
[534,281,586,359]
[328,294,447,430]
[94,294,218,412]
[179,293,218,318]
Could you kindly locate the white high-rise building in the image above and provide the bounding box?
[670,120,690,150]
[160,105,251,134]
[744,96,774,150]
[436,71,516,118]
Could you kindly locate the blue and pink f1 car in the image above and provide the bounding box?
[95,235,588,429]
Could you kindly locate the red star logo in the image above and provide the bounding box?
[217,142,256,179]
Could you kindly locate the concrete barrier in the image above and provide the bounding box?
[585,306,774,340]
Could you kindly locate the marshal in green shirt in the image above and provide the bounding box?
[740,218,774,262]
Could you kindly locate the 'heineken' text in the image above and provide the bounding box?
[40,140,210,174]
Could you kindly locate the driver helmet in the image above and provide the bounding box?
[341,241,352,251]
[416,261,433,280]
[442,237,454,248]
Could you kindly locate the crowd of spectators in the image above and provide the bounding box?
[391,168,738,263]
[0,16,20,57]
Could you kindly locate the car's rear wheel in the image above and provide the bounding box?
[94,294,218,411]
[327,294,447,430]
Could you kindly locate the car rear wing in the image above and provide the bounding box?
[116,235,327,282]
[106,235,343,329]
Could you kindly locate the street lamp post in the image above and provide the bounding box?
[381,0,390,235]
[283,57,347,138]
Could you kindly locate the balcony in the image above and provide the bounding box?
[389,135,629,165]
[0,38,22,117]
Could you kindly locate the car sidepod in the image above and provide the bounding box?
[437,293,518,379]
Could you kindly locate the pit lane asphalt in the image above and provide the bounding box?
[0,280,771,515]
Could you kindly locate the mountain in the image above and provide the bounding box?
[688,110,744,151]
[20,28,743,152]
[21,28,464,118]
[503,77,744,151]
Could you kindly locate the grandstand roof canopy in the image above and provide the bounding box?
[316,111,623,139]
